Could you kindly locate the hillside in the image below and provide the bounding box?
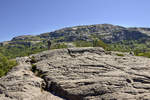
[9,24,150,43]
[1,24,150,59]
[1,47,150,100]
[39,24,150,43]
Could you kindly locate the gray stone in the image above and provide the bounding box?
[0,56,64,100]
[1,47,150,100]
[31,47,150,100]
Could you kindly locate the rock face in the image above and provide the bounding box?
[1,47,150,100]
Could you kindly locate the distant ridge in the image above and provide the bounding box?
[1,24,150,58]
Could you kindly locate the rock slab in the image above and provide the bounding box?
[1,47,150,100]
[30,47,150,100]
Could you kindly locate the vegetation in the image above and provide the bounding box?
[107,40,150,58]
[135,52,150,58]
[116,53,124,57]
[74,40,92,47]
[0,53,17,77]
[0,41,68,59]
[74,39,109,50]
[92,39,109,50]
[51,43,67,49]
[30,56,37,64]
[1,37,150,59]
[31,64,37,73]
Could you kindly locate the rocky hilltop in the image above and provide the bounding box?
[9,24,150,43]
[39,24,150,43]
[1,47,150,100]
[2,24,150,59]
[2,24,150,45]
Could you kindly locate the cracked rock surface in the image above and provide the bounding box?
[0,57,64,100]
[32,47,150,100]
[1,47,150,100]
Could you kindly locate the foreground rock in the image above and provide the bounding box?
[0,57,64,100]
[1,47,150,100]
[29,47,150,100]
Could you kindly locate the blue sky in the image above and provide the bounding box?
[0,0,150,42]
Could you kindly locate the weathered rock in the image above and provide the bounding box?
[0,57,64,100]
[1,47,150,100]
[27,47,150,100]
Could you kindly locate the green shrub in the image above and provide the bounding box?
[74,40,92,47]
[31,64,37,73]
[136,52,150,58]
[0,53,17,77]
[93,39,109,50]
[51,43,68,49]
[116,53,124,57]
[30,56,37,64]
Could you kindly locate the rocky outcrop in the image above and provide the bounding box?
[0,57,64,100]
[39,24,150,43]
[1,47,150,100]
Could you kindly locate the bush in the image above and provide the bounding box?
[51,43,68,49]
[74,40,92,47]
[0,53,17,77]
[93,39,109,50]
[116,53,124,57]
[30,56,37,64]
[31,64,37,73]
[136,52,150,58]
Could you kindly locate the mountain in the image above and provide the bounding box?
[1,24,150,59]
[1,47,150,100]
[10,24,150,43]
[38,24,150,43]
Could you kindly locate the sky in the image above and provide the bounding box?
[0,0,150,42]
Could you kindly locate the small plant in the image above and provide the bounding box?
[31,64,37,73]
[116,53,124,57]
[30,56,37,64]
